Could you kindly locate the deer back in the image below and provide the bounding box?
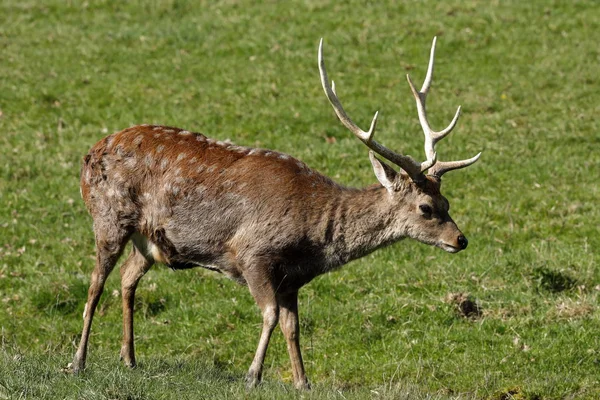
[81,124,366,288]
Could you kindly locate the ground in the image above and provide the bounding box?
[0,1,599,399]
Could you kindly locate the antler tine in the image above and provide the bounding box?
[318,39,377,142]
[421,36,437,94]
[318,39,424,180]
[406,36,462,173]
[429,152,482,178]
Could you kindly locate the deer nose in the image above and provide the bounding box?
[457,235,468,250]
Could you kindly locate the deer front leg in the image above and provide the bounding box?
[119,246,153,368]
[278,291,310,390]
[244,271,279,388]
[246,302,278,388]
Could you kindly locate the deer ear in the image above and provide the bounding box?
[369,151,397,192]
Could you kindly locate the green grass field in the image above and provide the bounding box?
[1,1,599,399]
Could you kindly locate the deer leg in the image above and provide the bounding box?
[72,232,130,373]
[244,273,279,388]
[278,291,310,390]
[119,245,153,368]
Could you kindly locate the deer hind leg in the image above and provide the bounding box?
[119,238,154,368]
[244,271,280,388]
[72,227,131,373]
[278,291,310,390]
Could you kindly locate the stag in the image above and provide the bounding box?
[71,38,480,389]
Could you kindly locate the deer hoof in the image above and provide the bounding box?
[245,374,261,389]
[294,381,311,390]
[70,357,85,375]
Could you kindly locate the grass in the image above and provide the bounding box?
[1,0,599,399]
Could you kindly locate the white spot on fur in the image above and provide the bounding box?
[163,129,175,134]
[248,149,260,156]
[140,124,149,127]
[160,159,169,170]
[229,145,246,153]
[176,153,186,161]
[278,154,290,160]
[156,144,165,153]
[152,126,162,131]
[207,165,216,173]
[196,135,206,142]
[133,135,143,145]
[149,242,167,264]
[179,130,191,135]
[124,157,137,169]
[197,165,205,173]
[154,133,160,138]
[174,176,185,184]
[188,157,198,164]
[222,180,234,189]
[145,154,153,167]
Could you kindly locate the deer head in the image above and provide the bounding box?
[318,37,481,253]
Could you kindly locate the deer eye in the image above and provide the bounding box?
[419,204,433,217]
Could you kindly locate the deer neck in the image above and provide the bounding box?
[321,185,408,267]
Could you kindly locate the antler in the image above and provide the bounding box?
[318,39,424,180]
[319,37,481,181]
[406,37,481,178]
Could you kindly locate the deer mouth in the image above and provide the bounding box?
[439,242,462,253]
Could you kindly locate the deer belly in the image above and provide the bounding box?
[130,232,238,277]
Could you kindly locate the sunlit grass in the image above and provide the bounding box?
[1,1,599,399]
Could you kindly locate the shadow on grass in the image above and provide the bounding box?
[532,266,578,293]
[31,280,89,316]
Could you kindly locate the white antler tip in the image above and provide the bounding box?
[406,74,418,93]
[367,111,379,141]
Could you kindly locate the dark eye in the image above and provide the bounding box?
[419,204,433,216]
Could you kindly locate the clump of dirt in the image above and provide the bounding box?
[491,386,542,400]
[445,292,482,319]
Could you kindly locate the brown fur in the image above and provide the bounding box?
[72,124,468,389]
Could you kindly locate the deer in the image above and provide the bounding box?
[71,37,481,390]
